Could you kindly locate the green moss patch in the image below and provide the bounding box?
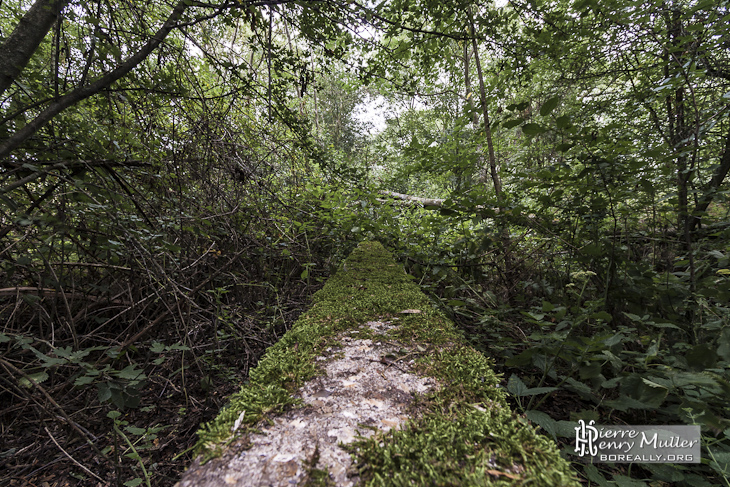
[191,241,578,485]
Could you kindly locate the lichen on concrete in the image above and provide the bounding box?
[177,241,579,486]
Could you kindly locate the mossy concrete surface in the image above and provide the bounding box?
[176,241,579,486]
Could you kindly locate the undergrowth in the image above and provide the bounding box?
[373,201,730,487]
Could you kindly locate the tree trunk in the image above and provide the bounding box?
[464,39,486,186]
[0,1,189,161]
[466,8,501,200]
[0,0,70,99]
[689,121,730,232]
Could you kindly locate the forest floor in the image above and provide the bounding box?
[1,302,311,486]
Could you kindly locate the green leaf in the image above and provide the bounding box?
[98,383,112,403]
[540,96,560,116]
[19,371,49,388]
[556,115,572,129]
[505,348,536,366]
[125,426,147,436]
[525,410,558,439]
[507,101,530,111]
[641,377,668,390]
[124,478,143,487]
[708,450,730,477]
[524,311,545,321]
[717,328,730,361]
[604,395,655,411]
[582,464,611,487]
[75,375,95,386]
[524,386,560,395]
[612,474,648,487]
[643,464,685,482]
[117,365,145,380]
[579,362,602,379]
[590,311,612,322]
[686,344,717,370]
[522,123,546,136]
[507,374,528,396]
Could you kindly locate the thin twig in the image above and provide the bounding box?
[44,426,105,483]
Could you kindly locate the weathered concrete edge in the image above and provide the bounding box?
[182,241,579,486]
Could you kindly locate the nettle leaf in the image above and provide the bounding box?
[525,410,558,439]
[507,374,528,396]
[620,374,667,406]
[539,96,560,116]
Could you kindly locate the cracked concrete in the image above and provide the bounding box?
[176,319,438,487]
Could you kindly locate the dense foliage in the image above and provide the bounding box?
[1,0,728,485]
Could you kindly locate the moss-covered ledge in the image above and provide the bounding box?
[176,241,579,486]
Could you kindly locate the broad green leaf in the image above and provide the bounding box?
[506,374,528,396]
[522,123,546,136]
[556,115,572,129]
[525,410,558,439]
[583,464,611,487]
[540,96,560,116]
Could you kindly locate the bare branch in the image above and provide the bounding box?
[0,0,70,99]
[0,1,190,160]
